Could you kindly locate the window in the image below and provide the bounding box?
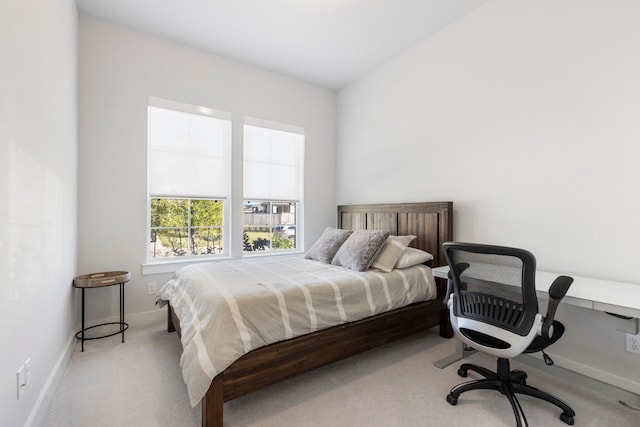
[243,122,304,253]
[147,99,231,261]
[145,100,304,268]
[150,198,223,257]
[243,201,297,251]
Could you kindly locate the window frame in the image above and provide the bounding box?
[242,118,305,257]
[145,98,232,266]
[142,101,305,275]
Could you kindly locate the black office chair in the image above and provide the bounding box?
[443,242,575,426]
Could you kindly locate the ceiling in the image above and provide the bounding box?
[76,0,487,90]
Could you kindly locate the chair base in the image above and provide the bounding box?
[446,358,575,427]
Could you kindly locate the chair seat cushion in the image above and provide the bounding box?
[524,321,565,353]
[460,328,511,349]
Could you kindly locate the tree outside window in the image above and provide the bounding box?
[150,198,223,258]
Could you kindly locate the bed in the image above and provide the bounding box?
[161,201,453,427]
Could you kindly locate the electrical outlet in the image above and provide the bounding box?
[147,282,157,295]
[625,333,640,355]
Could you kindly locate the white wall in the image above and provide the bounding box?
[78,16,337,323]
[0,0,78,425]
[338,0,640,391]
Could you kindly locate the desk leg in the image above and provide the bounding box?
[434,338,476,369]
[81,288,85,352]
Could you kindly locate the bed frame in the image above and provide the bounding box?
[167,201,454,426]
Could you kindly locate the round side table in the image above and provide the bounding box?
[73,271,130,352]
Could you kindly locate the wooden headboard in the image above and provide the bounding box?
[337,201,453,267]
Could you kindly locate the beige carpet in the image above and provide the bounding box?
[43,323,638,427]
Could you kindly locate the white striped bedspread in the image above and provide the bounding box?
[157,254,437,407]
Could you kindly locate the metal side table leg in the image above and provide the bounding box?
[81,288,85,352]
[120,282,125,343]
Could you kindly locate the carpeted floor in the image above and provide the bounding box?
[43,323,638,426]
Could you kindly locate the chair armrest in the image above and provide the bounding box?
[549,275,573,299]
[541,275,573,338]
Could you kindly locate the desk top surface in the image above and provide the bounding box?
[431,265,640,318]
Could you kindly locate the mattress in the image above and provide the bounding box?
[157,254,437,406]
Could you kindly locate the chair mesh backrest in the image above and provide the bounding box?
[444,243,539,336]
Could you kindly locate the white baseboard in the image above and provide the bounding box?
[519,352,640,406]
[24,332,75,427]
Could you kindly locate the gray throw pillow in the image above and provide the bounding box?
[332,230,390,271]
[305,227,353,264]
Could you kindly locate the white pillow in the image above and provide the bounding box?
[371,235,416,272]
[394,247,434,269]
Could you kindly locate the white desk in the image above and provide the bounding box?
[432,265,640,369]
[431,266,640,318]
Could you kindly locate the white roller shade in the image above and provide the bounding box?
[243,124,304,201]
[148,106,231,198]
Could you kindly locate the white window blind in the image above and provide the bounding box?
[148,106,231,198]
[243,124,304,201]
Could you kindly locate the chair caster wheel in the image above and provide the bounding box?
[446,394,458,405]
[560,413,574,425]
[512,370,527,384]
[457,368,467,378]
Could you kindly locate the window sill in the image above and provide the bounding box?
[142,257,232,275]
[241,249,303,259]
